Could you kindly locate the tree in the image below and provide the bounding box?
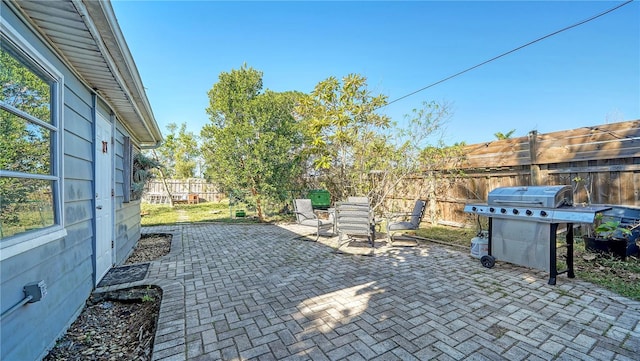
[294,74,391,202]
[201,65,305,221]
[153,122,200,179]
[494,129,516,140]
[370,100,465,219]
[294,75,462,217]
[140,122,200,208]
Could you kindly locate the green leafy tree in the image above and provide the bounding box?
[371,101,464,219]
[201,65,305,221]
[294,74,391,202]
[154,122,200,179]
[294,75,460,217]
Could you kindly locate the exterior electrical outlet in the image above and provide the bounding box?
[24,281,47,303]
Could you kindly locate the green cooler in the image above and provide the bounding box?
[308,189,331,210]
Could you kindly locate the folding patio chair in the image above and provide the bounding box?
[293,199,334,241]
[386,199,426,246]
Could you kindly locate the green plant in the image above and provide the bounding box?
[594,220,632,239]
[132,153,161,200]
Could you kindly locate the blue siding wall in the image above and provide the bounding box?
[114,124,142,264]
[0,3,143,360]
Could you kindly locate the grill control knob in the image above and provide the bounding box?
[489,207,495,213]
[540,211,548,217]
[512,209,519,215]
[525,210,533,216]
[500,208,507,214]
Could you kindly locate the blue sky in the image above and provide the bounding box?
[111,1,639,145]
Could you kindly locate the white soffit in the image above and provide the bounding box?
[11,0,162,147]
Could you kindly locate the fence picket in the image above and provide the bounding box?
[388,119,640,226]
[142,178,223,204]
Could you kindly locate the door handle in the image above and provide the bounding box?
[97,205,103,210]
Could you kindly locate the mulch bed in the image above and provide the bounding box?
[44,233,171,361]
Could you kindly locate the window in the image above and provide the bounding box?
[0,32,62,243]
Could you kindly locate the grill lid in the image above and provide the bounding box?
[487,186,572,208]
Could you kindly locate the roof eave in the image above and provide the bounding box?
[82,0,162,148]
[8,0,162,147]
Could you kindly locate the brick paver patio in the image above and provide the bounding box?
[97,223,640,360]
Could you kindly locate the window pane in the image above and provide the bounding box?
[0,109,52,175]
[0,178,55,239]
[0,41,52,123]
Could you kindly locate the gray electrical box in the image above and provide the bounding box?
[24,281,47,303]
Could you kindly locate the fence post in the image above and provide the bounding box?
[427,173,437,225]
[528,130,542,185]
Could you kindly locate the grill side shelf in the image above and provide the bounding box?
[463,204,611,224]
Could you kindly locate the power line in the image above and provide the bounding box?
[384,0,635,108]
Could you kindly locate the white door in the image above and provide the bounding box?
[95,113,113,284]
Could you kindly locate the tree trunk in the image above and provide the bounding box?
[251,187,264,221]
[152,150,175,207]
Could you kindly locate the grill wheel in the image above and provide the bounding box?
[481,255,496,268]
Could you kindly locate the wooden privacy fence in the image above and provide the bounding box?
[142,178,223,204]
[387,119,640,227]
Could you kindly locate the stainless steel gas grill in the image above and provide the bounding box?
[464,185,610,285]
